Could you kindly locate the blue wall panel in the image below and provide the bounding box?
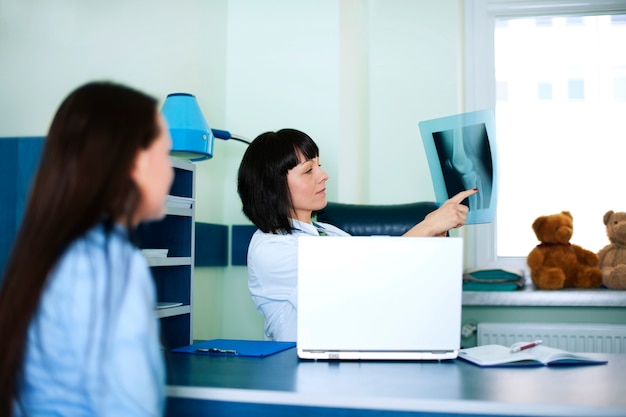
[0,137,45,277]
[231,224,256,266]
[195,222,228,266]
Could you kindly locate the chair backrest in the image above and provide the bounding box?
[315,201,439,236]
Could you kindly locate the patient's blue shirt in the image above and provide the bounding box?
[16,223,165,416]
[247,219,349,341]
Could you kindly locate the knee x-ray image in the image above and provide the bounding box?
[433,123,493,210]
[419,109,498,224]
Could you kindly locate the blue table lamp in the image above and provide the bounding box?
[161,93,250,162]
[161,93,214,161]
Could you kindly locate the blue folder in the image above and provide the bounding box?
[171,339,296,357]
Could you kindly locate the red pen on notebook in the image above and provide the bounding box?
[510,340,543,353]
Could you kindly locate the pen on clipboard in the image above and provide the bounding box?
[196,348,238,354]
[510,340,542,353]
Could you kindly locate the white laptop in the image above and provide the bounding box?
[297,236,463,361]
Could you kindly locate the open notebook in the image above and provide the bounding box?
[297,236,463,360]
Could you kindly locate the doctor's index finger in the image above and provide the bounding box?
[449,188,478,204]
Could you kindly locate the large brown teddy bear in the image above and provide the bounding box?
[598,210,626,289]
[527,211,602,289]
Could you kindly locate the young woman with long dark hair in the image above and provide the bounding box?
[0,81,173,416]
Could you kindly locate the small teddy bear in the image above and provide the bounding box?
[597,210,626,290]
[527,211,602,290]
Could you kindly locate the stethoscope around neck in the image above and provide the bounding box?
[290,222,327,236]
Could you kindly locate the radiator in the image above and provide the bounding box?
[476,322,626,353]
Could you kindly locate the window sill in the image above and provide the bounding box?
[463,282,626,307]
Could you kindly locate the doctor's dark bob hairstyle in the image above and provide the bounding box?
[237,128,319,234]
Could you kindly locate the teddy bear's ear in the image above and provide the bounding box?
[604,210,615,225]
[561,211,573,220]
[532,216,548,235]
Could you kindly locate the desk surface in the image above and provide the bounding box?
[166,348,626,417]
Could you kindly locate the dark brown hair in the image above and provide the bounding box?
[0,81,159,415]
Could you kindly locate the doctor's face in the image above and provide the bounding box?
[287,153,328,222]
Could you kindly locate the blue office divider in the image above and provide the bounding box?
[231,224,257,266]
[195,222,228,266]
[0,137,45,278]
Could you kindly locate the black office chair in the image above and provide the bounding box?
[315,201,440,236]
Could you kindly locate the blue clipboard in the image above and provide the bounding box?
[171,339,296,357]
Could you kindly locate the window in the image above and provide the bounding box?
[615,75,626,101]
[496,80,509,101]
[537,82,553,100]
[611,14,626,24]
[535,17,553,27]
[566,16,585,26]
[567,78,585,100]
[464,0,626,271]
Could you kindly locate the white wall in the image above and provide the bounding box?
[368,0,463,203]
[0,0,228,136]
[0,0,463,341]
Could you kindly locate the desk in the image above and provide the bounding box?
[165,348,626,417]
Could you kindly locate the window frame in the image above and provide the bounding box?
[463,0,626,272]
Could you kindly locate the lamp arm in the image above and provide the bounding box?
[229,134,251,145]
[211,129,251,145]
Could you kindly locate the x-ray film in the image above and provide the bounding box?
[419,109,498,224]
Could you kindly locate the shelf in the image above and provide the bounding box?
[146,256,192,267]
[136,215,192,258]
[156,305,191,319]
[166,206,193,217]
[139,158,195,348]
